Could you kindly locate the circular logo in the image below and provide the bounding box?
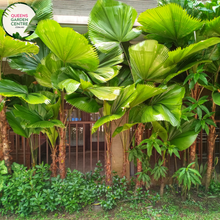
[2,2,36,37]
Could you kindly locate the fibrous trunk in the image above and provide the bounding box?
[1,105,11,173]
[135,123,144,188]
[58,92,66,179]
[0,117,3,161]
[51,147,57,177]
[121,129,129,178]
[190,141,196,167]
[59,127,66,179]
[206,102,216,191]
[160,159,166,197]
[121,145,127,177]
[190,83,199,167]
[105,131,112,185]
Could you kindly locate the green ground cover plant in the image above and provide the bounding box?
[0,162,151,217]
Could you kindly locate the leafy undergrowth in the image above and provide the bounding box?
[2,187,220,220]
[1,161,220,220]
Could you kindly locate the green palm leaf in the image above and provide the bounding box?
[8,39,50,76]
[0,79,50,104]
[165,37,220,66]
[98,47,124,68]
[65,93,101,113]
[27,120,65,128]
[35,20,99,71]
[88,66,121,84]
[88,86,121,101]
[130,84,165,108]
[92,111,125,134]
[138,3,202,42]
[27,0,53,33]
[201,16,220,37]
[6,111,29,138]
[88,0,141,53]
[0,26,39,59]
[35,53,62,88]
[129,40,176,82]
[131,85,185,126]
[169,120,198,151]
[111,84,137,114]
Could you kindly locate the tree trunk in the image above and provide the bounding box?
[105,131,112,185]
[1,106,11,173]
[59,127,66,179]
[206,102,216,191]
[135,123,144,188]
[121,146,127,177]
[0,114,3,161]
[190,141,196,168]
[189,83,199,167]
[29,137,36,167]
[51,147,57,177]
[160,154,166,197]
[58,91,66,179]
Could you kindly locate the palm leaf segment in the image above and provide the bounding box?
[35,20,99,72]
[129,84,185,127]
[0,26,39,59]
[27,0,53,33]
[138,3,202,42]
[129,40,176,82]
[129,38,220,82]
[92,84,165,133]
[8,38,50,76]
[88,0,141,53]
[153,120,198,151]
[201,16,220,38]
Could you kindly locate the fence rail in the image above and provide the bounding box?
[8,121,220,175]
[9,121,106,173]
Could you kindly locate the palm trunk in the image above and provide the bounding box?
[190,141,196,167]
[190,83,199,168]
[160,152,166,197]
[206,102,216,191]
[105,130,112,185]
[51,146,57,177]
[0,62,10,168]
[1,106,11,173]
[29,137,36,167]
[135,123,144,188]
[0,112,3,161]
[121,144,127,177]
[58,91,66,179]
[121,129,128,178]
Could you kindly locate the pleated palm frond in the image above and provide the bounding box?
[165,37,220,67]
[201,16,220,38]
[88,0,141,53]
[26,0,53,33]
[0,26,39,59]
[129,40,176,82]
[138,3,203,43]
[35,20,99,72]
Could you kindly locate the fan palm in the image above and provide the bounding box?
[138,3,220,187]
[0,26,40,173]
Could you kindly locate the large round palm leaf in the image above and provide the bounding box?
[8,39,50,76]
[165,37,220,66]
[138,3,202,42]
[0,27,39,59]
[129,40,176,81]
[88,0,141,53]
[201,16,220,38]
[35,20,99,71]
